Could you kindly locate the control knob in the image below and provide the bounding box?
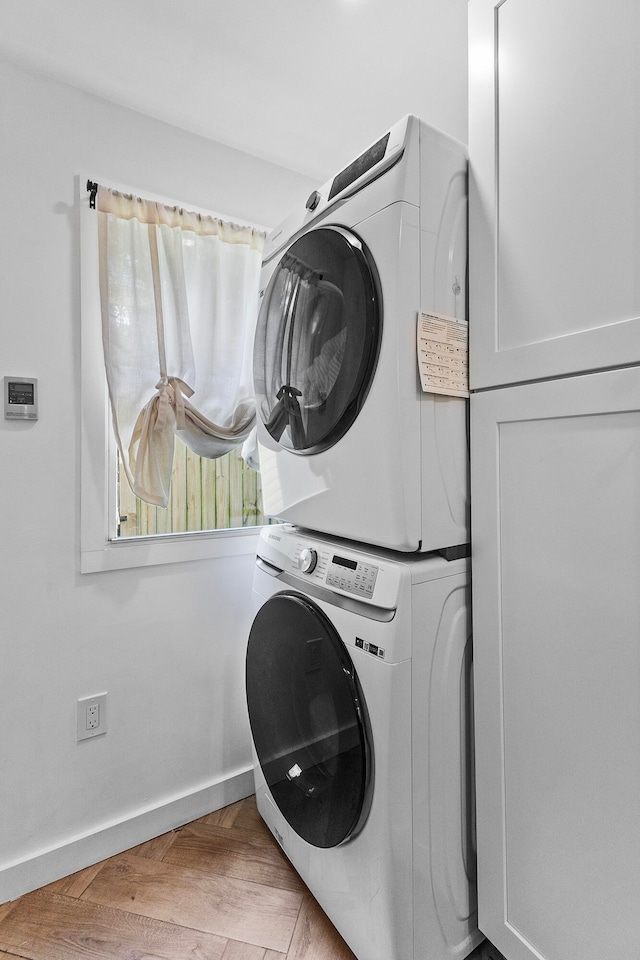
[305,190,321,211]
[299,547,318,574]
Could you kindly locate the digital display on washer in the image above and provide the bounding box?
[332,555,358,571]
[328,132,390,200]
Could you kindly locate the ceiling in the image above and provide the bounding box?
[1,0,468,184]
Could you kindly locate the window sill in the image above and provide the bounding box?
[80,526,262,574]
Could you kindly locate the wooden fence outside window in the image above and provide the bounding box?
[117,438,272,538]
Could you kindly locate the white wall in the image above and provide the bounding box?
[0,55,317,903]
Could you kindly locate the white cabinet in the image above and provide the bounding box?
[471,367,640,960]
[470,2,640,956]
[468,0,640,389]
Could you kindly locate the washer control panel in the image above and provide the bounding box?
[258,527,406,611]
[326,553,378,598]
[291,540,379,599]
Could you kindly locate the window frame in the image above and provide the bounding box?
[80,174,265,573]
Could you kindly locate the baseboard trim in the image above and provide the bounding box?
[0,766,255,905]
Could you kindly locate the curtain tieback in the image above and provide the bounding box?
[155,377,194,432]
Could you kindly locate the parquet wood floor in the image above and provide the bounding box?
[0,795,358,960]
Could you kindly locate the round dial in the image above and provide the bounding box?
[299,548,318,574]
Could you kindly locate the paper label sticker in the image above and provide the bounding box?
[417,312,469,398]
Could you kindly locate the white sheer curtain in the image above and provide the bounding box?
[97,186,265,507]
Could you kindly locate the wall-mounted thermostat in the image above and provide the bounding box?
[4,377,38,420]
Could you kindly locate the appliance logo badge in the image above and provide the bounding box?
[356,637,385,659]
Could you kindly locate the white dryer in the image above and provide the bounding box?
[253,115,468,554]
[245,525,482,960]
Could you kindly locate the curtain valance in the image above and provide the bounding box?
[98,188,265,246]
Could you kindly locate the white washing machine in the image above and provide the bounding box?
[245,525,482,960]
[253,115,469,554]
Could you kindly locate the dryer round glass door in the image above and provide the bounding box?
[254,226,381,454]
[246,591,374,848]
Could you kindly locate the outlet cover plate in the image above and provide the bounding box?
[77,693,107,741]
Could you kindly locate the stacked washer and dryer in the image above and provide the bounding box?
[245,115,482,960]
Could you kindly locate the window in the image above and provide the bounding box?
[80,176,270,572]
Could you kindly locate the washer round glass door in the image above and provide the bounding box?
[246,591,374,848]
[254,226,381,453]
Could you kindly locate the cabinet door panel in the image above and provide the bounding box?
[471,368,640,959]
[469,0,640,388]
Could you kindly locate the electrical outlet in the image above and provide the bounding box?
[87,702,100,728]
[77,693,107,741]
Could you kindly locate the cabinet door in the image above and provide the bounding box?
[469,0,640,389]
[471,368,640,960]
